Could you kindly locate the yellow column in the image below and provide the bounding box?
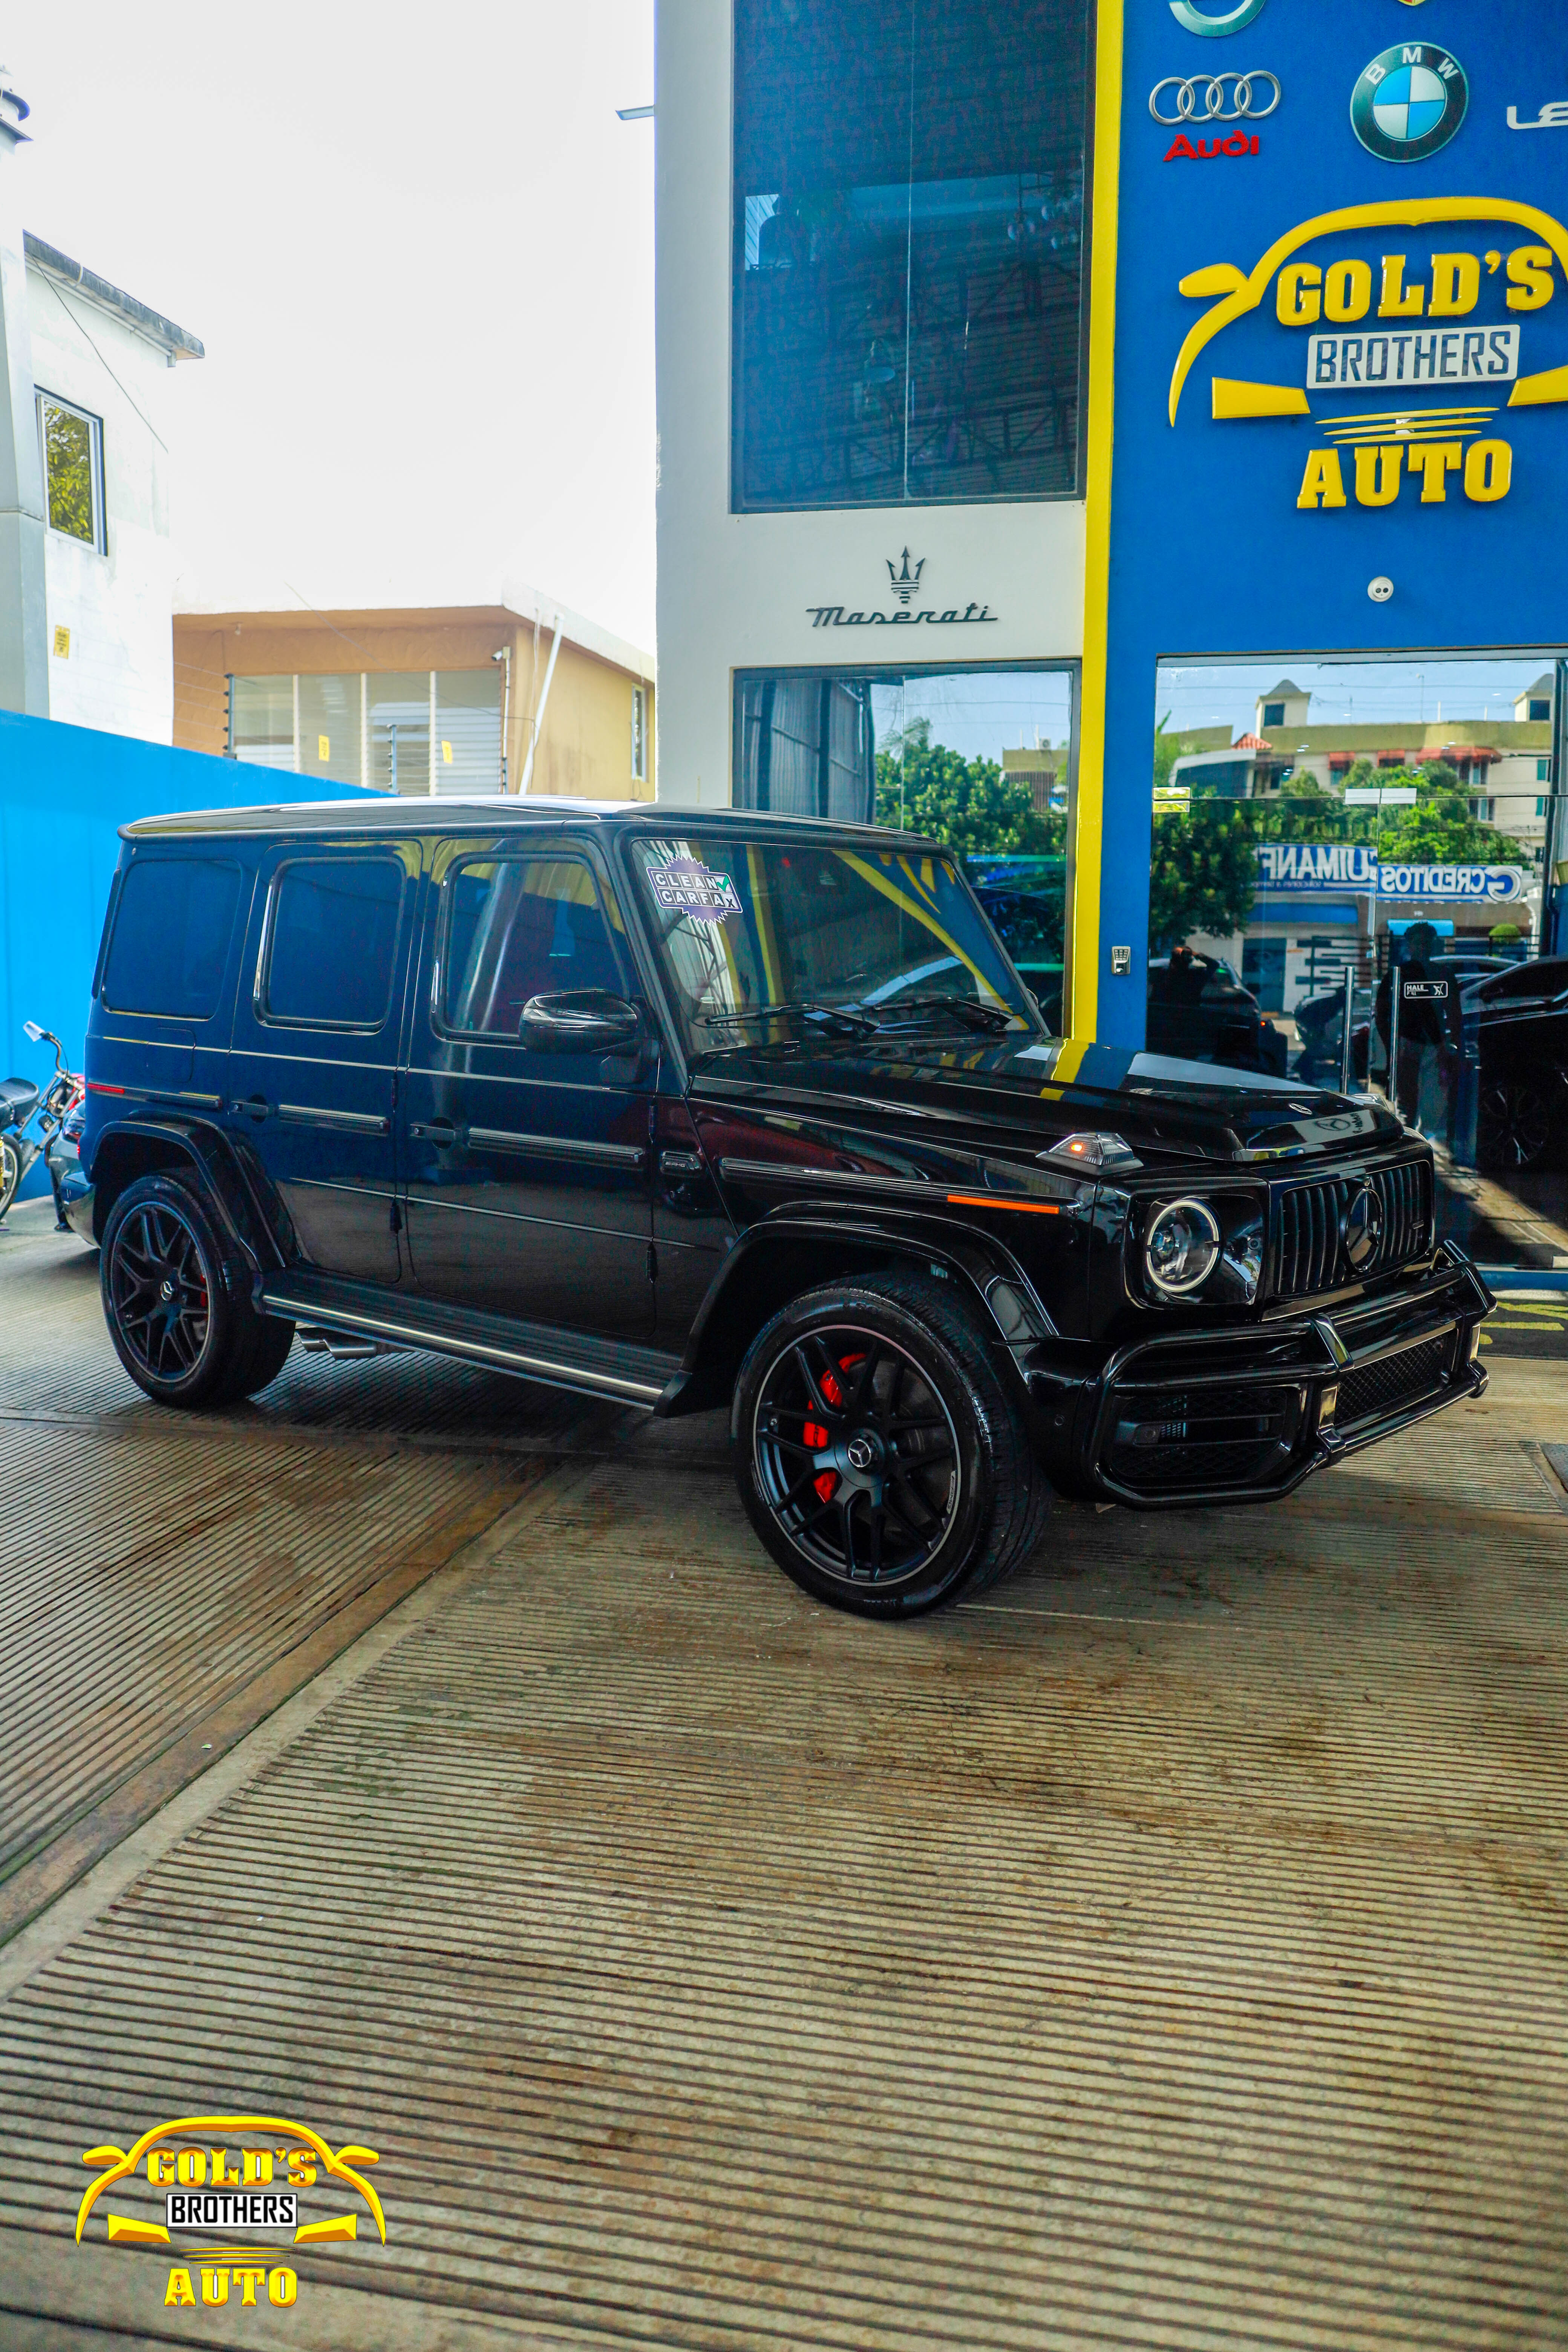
[1066,0,1123,1044]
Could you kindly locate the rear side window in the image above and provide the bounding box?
[440,857,623,1036]
[101,857,243,1019]
[263,856,404,1028]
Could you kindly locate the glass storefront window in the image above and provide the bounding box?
[299,674,364,789]
[735,664,1073,1028]
[232,671,502,792]
[231,675,296,772]
[435,671,504,793]
[732,0,1089,513]
[1148,655,1566,1273]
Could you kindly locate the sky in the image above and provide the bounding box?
[1156,658,1554,743]
[8,1,658,649]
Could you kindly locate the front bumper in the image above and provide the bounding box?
[1026,1245,1492,1510]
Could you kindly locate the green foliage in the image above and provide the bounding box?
[1152,713,1182,796]
[43,404,95,544]
[1148,758,1533,952]
[875,720,1066,858]
[1149,806,1259,951]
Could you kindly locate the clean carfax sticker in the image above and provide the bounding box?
[649,858,743,921]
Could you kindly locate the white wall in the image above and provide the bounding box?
[27,268,175,743]
[653,0,1086,812]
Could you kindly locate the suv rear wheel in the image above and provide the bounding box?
[101,1172,294,1409]
[733,1272,1046,1618]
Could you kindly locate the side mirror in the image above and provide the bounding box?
[22,1021,44,1043]
[520,990,644,1054]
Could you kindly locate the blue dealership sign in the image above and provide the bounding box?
[1092,0,1568,1042]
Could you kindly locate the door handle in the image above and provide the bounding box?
[660,1150,704,1179]
[409,1118,461,1144]
[233,1094,271,1121]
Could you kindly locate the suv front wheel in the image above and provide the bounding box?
[101,1172,294,1409]
[733,1272,1047,1618]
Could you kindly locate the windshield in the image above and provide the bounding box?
[626,834,1044,1054]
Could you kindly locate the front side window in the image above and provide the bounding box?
[38,392,103,549]
[627,834,1039,1054]
[439,856,625,1037]
[263,857,404,1028]
[732,0,1090,511]
[101,858,243,1020]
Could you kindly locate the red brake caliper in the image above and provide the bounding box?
[805,1354,865,1504]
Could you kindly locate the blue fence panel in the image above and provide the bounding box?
[0,710,377,1199]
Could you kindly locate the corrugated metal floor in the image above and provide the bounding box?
[1,1203,1566,2349]
[0,1211,625,1940]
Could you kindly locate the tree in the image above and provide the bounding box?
[875,721,1065,858]
[1148,757,1535,955]
[1149,804,1259,951]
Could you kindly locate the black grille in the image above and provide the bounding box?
[1335,1336,1450,1428]
[1272,1159,1432,1301]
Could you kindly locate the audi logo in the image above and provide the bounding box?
[1148,71,1281,126]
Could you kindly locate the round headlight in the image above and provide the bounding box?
[1145,1197,1222,1297]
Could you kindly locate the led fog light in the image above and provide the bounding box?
[1144,1197,1222,1298]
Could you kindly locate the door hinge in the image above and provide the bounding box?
[646,1242,658,1283]
[390,1201,403,1234]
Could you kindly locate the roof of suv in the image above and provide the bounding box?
[121,797,928,849]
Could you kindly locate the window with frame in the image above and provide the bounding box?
[439,856,625,1038]
[263,857,404,1029]
[101,858,243,1020]
[38,392,104,550]
[732,0,1090,513]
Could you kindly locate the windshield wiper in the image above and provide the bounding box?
[860,993,1015,1036]
[693,1000,878,1040]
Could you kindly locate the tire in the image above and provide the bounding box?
[1477,1076,1556,1172]
[226,1311,296,1402]
[0,1135,19,1222]
[733,1271,1047,1619]
[101,1171,279,1409]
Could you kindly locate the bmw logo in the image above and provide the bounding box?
[1351,43,1468,162]
[1343,1185,1385,1271]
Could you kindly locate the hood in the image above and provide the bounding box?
[688,1032,1405,1168]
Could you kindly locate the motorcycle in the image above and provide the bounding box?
[0,1022,85,1228]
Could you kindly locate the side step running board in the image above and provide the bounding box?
[261,1282,678,1408]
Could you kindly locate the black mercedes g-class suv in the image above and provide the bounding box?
[74,799,1491,1617]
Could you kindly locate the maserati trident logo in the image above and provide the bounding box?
[1343,1185,1385,1271]
[887,549,926,605]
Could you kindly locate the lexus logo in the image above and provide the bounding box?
[1150,71,1281,124]
[1343,1185,1385,1271]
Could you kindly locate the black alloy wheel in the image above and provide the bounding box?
[733,1272,1048,1619]
[101,1171,293,1408]
[1477,1077,1556,1172]
[753,1323,962,1587]
[0,1135,19,1221]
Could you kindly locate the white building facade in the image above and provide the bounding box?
[652,0,1090,821]
[0,80,202,743]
